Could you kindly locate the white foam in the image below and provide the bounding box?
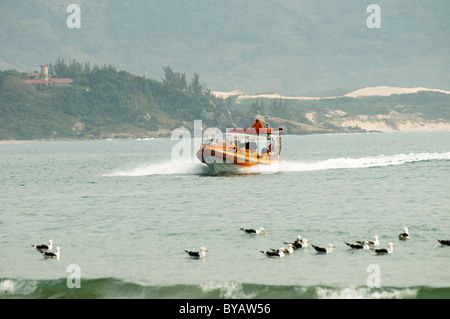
[245,152,450,174]
[0,279,37,296]
[316,286,418,299]
[0,280,15,295]
[105,161,209,177]
[200,281,256,299]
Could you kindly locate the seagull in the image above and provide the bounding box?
[284,235,301,246]
[312,244,336,254]
[40,247,60,260]
[273,243,294,254]
[438,240,450,246]
[284,238,309,249]
[357,236,380,247]
[184,247,208,259]
[240,227,266,235]
[399,227,410,240]
[374,242,395,255]
[32,239,53,252]
[346,241,370,250]
[261,248,285,258]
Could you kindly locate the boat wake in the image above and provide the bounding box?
[105,161,210,177]
[275,151,450,173]
[105,152,450,177]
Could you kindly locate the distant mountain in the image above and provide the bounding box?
[1,1,449,95]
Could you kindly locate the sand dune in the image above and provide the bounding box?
[213,86,450,100]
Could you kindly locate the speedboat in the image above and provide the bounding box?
[196,127,283,174]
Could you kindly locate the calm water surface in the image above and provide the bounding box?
[1,131,449,298]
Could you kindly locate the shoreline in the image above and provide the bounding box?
[1,129,450,145]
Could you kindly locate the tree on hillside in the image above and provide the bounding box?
[161,65,187,91]
[189,73,202,95]
[49,57,91,86]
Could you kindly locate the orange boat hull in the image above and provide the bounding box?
[196,145,280,173]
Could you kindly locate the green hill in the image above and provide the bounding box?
[0,61,250,140]
[1,59,449,140]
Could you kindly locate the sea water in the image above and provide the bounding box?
[1,131,449,299]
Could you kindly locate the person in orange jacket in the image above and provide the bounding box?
[249,119,264,131]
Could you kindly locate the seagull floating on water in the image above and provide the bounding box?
[312,244,336,254]
[184,247,208,259]
[357,236,380,247]
[399,227,410,240]
[374,242,395,255]
[284,238,309,249]
[32,239,53,252]
[240,227,266,235]
[346,241,370,250]
[261,248,285,258]
[273,243,294,255]
[41,247,60,260]
[438,240,450,246]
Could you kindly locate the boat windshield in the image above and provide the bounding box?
[201,131,280,156]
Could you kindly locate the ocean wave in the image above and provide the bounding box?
[1,278,449,299]
[315,286,418,299]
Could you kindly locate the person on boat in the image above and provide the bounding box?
[229,141,237,152]
[249,119,264,132]
[261,147,270,157]
[237,142,246,154]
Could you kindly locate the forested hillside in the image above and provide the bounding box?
[0,59,250,140]
[2,58,450,140]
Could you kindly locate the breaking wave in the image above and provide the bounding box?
[1,278,448,299]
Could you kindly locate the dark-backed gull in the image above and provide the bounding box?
[274,243,294,254]
[374,242,395,255]
[240,227,266,235]
[284,238,309,249]
[40,246,60,260]
[357,236,380,247]
[399,227,410,240]
[32,239,53,252]
[346,241,370,250]
[261,248,285,258]
[312,244,336,254]
[438,240,450,246]
[184,247,208,259]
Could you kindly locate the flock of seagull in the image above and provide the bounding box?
[32,226,450,261]
[184,226,450,259]
[31,239,60,260]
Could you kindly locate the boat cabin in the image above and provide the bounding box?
[200,128,283,159]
